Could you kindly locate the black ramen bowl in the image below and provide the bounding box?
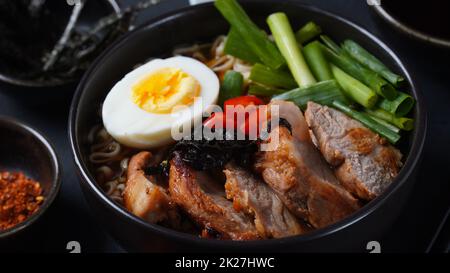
[69,0,426,252]
[0,117,61,240]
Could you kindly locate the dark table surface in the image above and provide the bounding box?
[0,0,449,253]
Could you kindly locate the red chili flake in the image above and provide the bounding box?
[0,171,44,231]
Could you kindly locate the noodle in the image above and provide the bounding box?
[210,35,226,57]
[88,122,129,204]
[116,183,125,192]
[87,124,101,144]
[104,180,118,196]
[110,195,123,203]
[95,165,114,184]
[89,142,122,164]
[232,59,253,82]
[191,52,208,63]
[207,36,238,73]
[208,55,236,72]
[120,158,129,173]
[96,162,124,203]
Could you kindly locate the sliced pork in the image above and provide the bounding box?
[224,163,308,238]
[169,152,259,240]
[305,101,403,200]
[124,151,178,224]
[255,101,360,228]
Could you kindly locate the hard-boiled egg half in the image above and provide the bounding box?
[102,56,219,148]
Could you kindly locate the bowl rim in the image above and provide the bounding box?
[371,3,450,49]
[0,116,61,239]
[0,0,121,88]
[69,0,427,248]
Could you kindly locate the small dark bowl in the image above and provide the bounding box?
[371,3,450,49]
[69,1,426,252]
[0,117,61,239]
[0,0,120,88]
[0,0,121,107]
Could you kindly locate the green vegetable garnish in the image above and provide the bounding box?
[296,21,322,45]
[365,108,414,131]
[267,12,316,87]
[330,64,378,108]
[332,100,400,144]
[218,70,244,106]
[321,42,398,100]
[378,91,415,117]
[249,63,297,90]
[215,0,285,69]
[303,40,333,81]
[224,28,261,64]
[342,40,405,87]
[273,80,349,110]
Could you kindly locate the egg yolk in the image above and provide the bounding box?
[131,67,201,114]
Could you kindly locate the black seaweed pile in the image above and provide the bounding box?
[173,129,259,171]
[0,0,68,81]
[145,119,293,175]
[0,0,163,84]
[172,119,293,171]
[145,128,259,176]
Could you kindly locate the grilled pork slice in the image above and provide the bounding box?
[124,151,178,224]
[305,102,403,200]
[224,163,308,238]
[255,126,360,228]
[169,152,259,240]
[255,101,359,228]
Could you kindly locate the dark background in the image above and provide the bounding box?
[0,0,449,252]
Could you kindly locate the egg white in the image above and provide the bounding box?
[102,56,219,148]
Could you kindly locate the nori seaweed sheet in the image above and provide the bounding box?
[0,0,162,84]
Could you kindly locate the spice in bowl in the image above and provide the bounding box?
[0,171,44,231]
